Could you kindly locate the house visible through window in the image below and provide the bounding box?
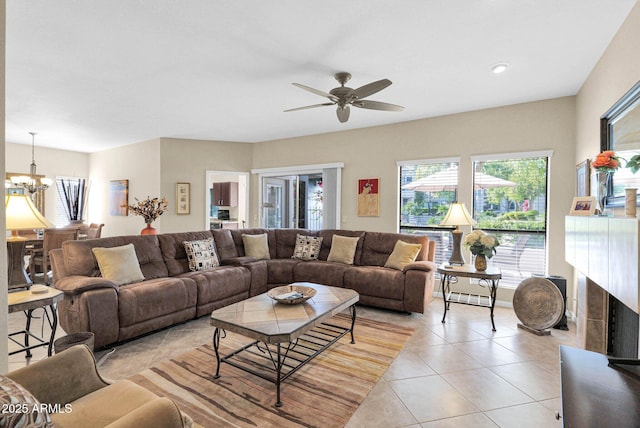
[472,152,550,288]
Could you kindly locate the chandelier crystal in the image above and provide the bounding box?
[10,132,53,195]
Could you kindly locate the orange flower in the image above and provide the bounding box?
[593,151,621,172]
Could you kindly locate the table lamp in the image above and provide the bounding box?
[5,194,54,290]
[440,202,476,265]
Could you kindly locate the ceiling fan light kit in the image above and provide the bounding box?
[285,72,404,123]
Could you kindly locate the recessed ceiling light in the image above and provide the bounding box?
[491,62,509,74]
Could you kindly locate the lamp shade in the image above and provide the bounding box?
[440,202,476,227]
[5,194,54,231]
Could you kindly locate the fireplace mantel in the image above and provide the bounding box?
[565,216,640,313]
[566,216,640,356]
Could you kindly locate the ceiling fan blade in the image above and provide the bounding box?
[352,79,392,99]
[353,100,404,111]
[292,83,339,102]
[284,103,334,112]
[336,105,350,123]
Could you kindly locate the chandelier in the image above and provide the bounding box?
[10,132,53,195]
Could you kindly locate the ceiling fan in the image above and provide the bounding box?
[285,72,404,123]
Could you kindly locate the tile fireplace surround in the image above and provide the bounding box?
[565,216,640,356]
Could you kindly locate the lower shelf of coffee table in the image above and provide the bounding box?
[219,321,351,385]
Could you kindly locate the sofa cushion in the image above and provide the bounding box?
[92,244,145,286]
[293,261,348,287]
[361,232,430,267]
[211,229,238,260]
[292,234,323,261]
[51,379,159,427]
[384,240,423,271]
[344,266,405,300]
[327,235,359,265]
[1,374,53,427]
[118,277,197,327]
[266,259,301,285]
[242,233,271,260]
[183,238,220,271]
[62,235,169,279]
[157,231,215,276]
[318,230,366,263]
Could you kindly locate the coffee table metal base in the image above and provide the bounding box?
[213,305,356,407]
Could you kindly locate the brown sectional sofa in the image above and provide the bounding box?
[50,228,436,349]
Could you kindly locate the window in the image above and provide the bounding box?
[55,176,88,227]
[398,158,460,267]
[472,152,551,287]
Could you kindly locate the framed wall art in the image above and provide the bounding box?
[109,179,129,216]
[176,182,190,215]
[576,159,590,197]
[569,196,596,216]
[357,178,380,217]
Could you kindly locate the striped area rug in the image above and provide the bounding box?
[129,314,414,427]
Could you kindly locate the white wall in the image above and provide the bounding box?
[89,139,162,236]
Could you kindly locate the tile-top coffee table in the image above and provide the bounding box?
[210,282,359,407]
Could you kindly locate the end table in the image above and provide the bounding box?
[8,285,64,358]
[437,263,502,331]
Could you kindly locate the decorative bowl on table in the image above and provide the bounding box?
[268,284,317,305]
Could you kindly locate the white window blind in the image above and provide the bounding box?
[472,155,549,288]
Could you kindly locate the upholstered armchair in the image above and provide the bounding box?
[4,345,192,427]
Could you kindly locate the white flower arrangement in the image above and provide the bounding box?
[463,230,500,258]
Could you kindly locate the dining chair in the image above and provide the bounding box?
[29,228,80,285]
[85,223,105,239]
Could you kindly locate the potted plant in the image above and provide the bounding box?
[463,230,500,271]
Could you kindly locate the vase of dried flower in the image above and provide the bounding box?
[141,223,157,235]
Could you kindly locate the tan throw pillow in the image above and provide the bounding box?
[184,238,220,271]
[292,234,323,261]
[92,244,145,286]
[327,235,359,265]
[242,233,271,260]
[385,240,423,270]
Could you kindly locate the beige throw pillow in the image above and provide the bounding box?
[242,233,271,260]
[292,234,323,261]
[327,235,359,265]
[184,238,220,271]
[385,240,423,270]
[92,244,145,286]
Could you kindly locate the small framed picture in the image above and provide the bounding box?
[176,182,190,215]
[569,196,596,216]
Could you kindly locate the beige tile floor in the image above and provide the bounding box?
[7,298,578,427]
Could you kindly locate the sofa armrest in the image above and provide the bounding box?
[105,397,189,428]
[402,260,437,273]
[7,345,109,406]
[54,275,118,295]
